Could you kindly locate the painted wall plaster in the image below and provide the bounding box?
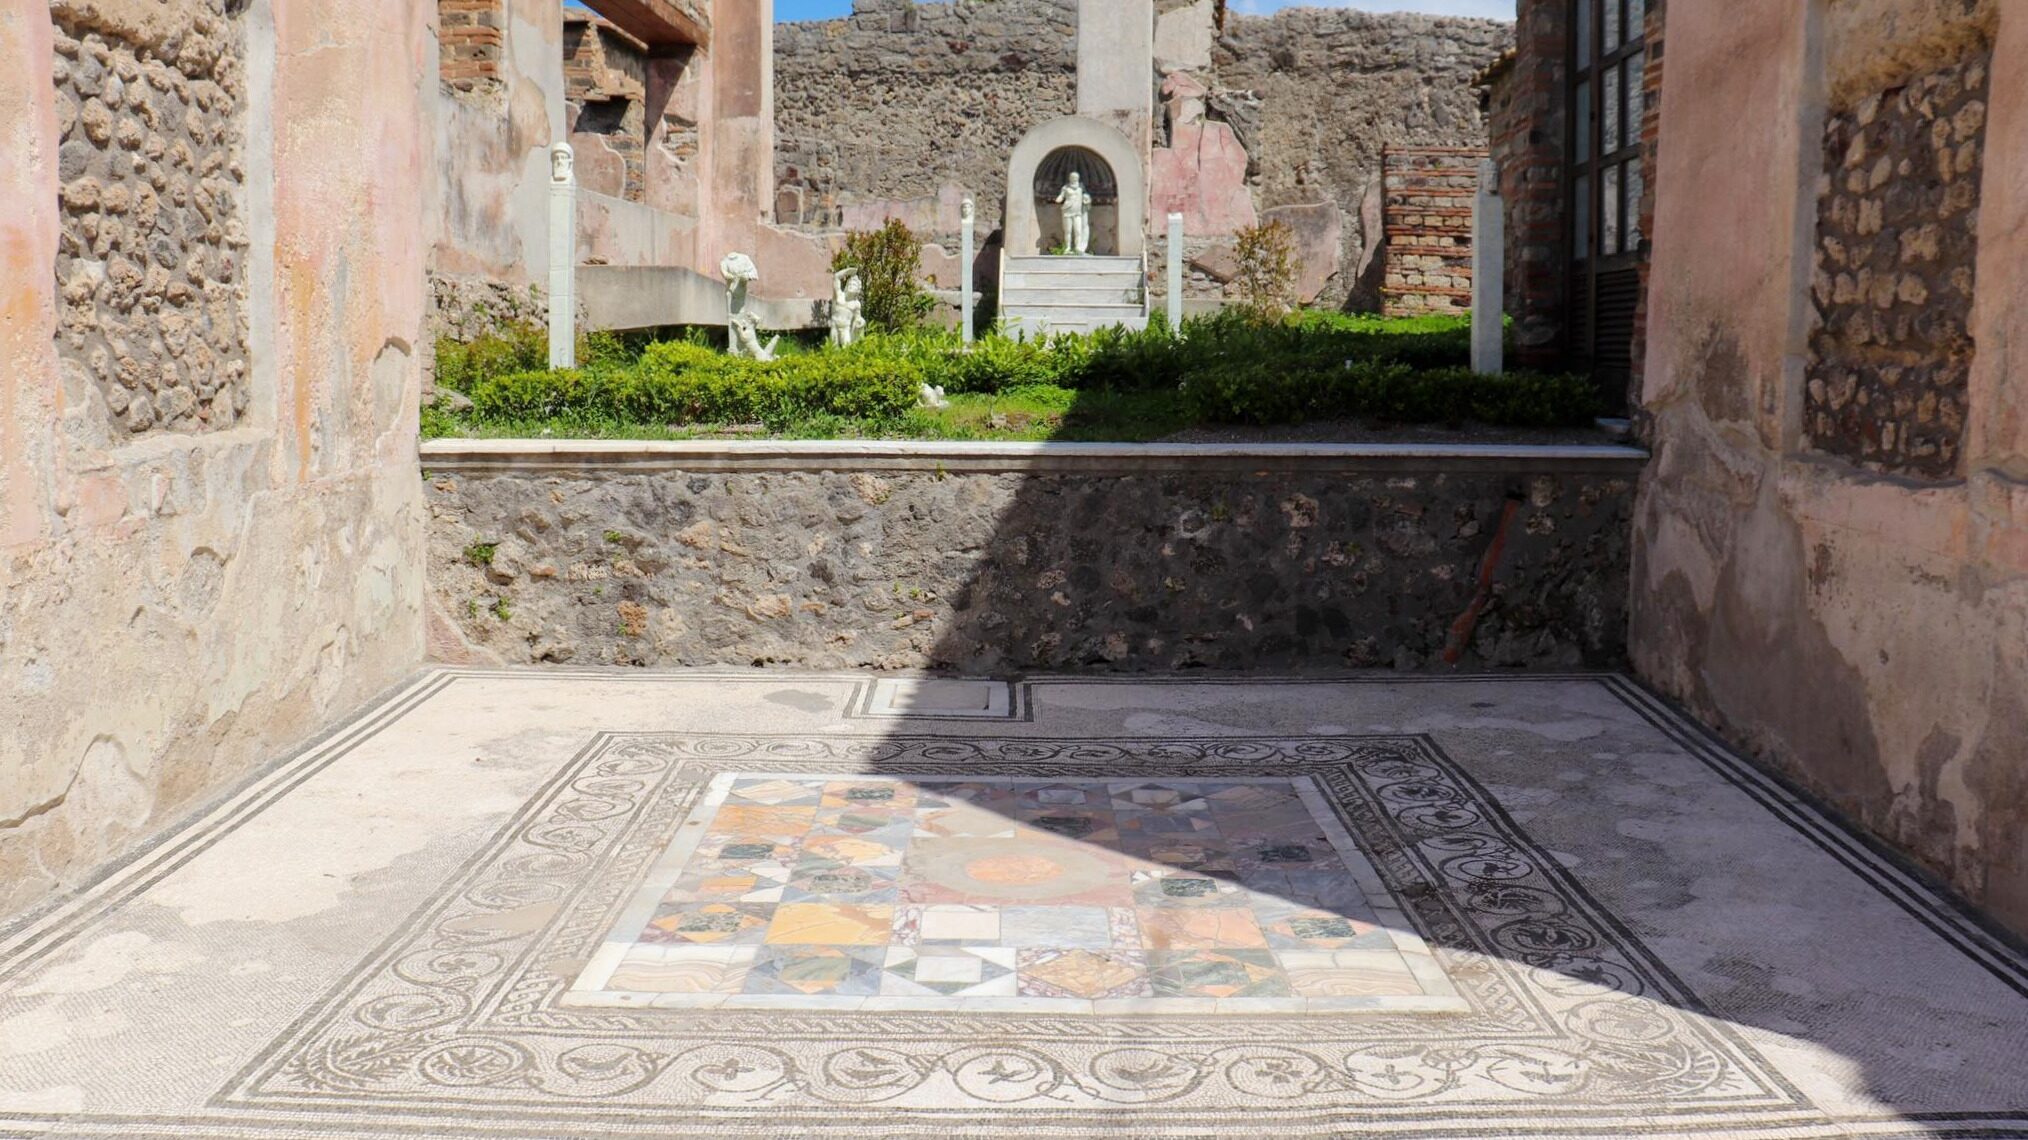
[1632,0,2028,937]
[0,0,431,920]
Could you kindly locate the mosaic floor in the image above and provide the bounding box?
[570,775,1459,1013]
[0,670,2024,1139]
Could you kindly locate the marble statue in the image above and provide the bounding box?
[720,251,780,362]
[550,141,574,185]
[919,383,950,410]
[829,267,866,349]
[1054,171,1092,255]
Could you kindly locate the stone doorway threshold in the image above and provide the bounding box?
[1,669,2024,1138]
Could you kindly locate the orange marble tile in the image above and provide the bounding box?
[1135,906,1269,950]
[764,902,896,946]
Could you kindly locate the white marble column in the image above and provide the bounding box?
[961,198,976,344]
[1471,157,1504,376]
[1167,211,1185,332]
[548,142,577,370]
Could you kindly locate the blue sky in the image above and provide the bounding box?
[775,0,1515,20]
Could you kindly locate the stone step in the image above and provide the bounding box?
[1003,271,1147,292]
[1003,314,1150,339]
[1000,303,1149,329]
[1003,255,1143,273]
[1000,285,1145,306]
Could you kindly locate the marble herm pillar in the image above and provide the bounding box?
[961,198,976,343]
[1471,158,1504,376]
[548,142,577,370]
[1167,211,1184,331]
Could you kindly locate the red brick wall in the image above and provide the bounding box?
[1485,0,1570,368]
[1380,146,1486,318]
[1483,0,1665,395]
[440,0,503,91]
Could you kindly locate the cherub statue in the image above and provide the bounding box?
[1055,171,1092,255]
[829,267,866,348]
[720,251,780,361]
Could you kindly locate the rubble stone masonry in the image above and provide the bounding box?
[423,449,1637,673]
[1806,48,1989,479]
[772,0,1507,306]
[51,3,250,435]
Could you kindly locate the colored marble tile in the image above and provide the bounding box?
[998,905,1112,949]
[782,862,901,903]
[1013,809,1120,844]
[607,946,757,994]
[764,902,895,946]
[799,832,905,868]
[821,780,920,810]
[1254,902,1392,950]
[708,803,819,838]
[1136,906,1269,950]
[640,901,775,945]
[1119,835,1238,874]
[903,837,1130,906]
[1130,869,1248,909]
[1148,949,1292,999]
[1232,836,1335,872]
[583,773,1450,1015]
[915,904,1001,943]
[1017,949,1152,999]
[746,945,886,996]
[882,947,1017,996]
[726,778,824,807]
[912,801,1021,839]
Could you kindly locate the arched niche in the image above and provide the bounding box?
[1005,116,1146,257]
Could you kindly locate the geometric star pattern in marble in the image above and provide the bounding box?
[572,774,1459,1013]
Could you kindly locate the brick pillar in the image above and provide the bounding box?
[1486,0,1570,370]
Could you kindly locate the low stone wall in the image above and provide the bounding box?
[422,441,1641,672]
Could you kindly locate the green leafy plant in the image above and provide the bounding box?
[834,219,935,332]
[1232,219,1299,324]
[462,541,497,567]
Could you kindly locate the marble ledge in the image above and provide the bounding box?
[418,437,1652,478]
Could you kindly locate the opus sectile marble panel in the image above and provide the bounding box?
[568,774,1462,1013]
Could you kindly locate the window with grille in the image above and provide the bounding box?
[1569,0,1647,408]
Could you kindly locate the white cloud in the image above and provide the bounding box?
[1230,0,1515,19]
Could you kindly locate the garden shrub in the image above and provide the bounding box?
[1232,220,1299,324]
[435,320,546,394]
[834,219,935,332]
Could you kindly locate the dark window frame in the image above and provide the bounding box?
[1567,0,1649,403]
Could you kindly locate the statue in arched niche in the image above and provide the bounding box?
[1055,171,1092,256]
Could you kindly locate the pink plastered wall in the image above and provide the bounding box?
[1632,0,2028,935]
[0,0,431,920]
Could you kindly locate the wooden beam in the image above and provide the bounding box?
[580,0,708,49]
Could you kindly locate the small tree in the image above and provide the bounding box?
[834,219,935,333]
[1232,219,1299,324]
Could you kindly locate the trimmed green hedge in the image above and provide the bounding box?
[468,342,923,429]
[440,312,1598,435]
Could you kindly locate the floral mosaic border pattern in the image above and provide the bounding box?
[223,733,1801,1125]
